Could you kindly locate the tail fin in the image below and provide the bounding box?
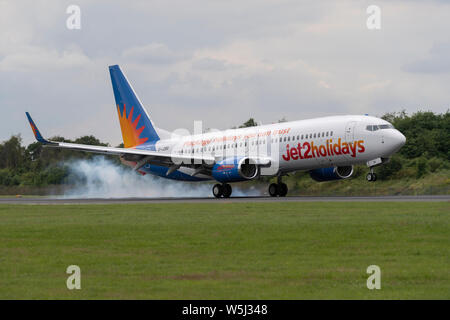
[109,65,160,148]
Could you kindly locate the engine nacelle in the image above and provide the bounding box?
[212,157,259,183]
[309,165,354,182]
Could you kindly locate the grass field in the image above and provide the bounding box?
[0,202,448,299]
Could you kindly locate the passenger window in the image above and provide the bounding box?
[330,131,333,136]
[287,137,290,141]
[313,133,316,138]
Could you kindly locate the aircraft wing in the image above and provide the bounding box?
[25,112,215,170]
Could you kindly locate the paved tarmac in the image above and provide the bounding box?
[0,195,448,205]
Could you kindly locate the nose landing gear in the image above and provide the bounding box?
[212,183,232,198]
[366,158,384,182]
[268,176,288,197]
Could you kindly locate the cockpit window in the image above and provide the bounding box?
[378,124,394,129]
[366,124,394,131]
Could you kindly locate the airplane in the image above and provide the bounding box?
[26,65,406,198]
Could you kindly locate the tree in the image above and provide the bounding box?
[0,135,25,170]
[74,135,108,146]
[239,118,258,128]
[384,111,450,160]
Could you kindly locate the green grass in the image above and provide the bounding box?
[282,168,450,196]
[0,202,448,299]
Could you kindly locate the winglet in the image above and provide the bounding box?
[25,112,53,144]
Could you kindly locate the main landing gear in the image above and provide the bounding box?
[366,168,377,182]
[213,183,232,198]
[268,176,288,197]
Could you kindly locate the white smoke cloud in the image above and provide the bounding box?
[62,157,260,198]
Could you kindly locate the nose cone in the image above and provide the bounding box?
[386,130,406,154]
[395,130,406,148]
[397,130,406,147]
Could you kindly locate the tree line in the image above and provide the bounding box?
[0,111,448,187]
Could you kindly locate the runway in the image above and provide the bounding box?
[0,195,448,205]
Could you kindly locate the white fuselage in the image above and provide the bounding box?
[143,115,405,180]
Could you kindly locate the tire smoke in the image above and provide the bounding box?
[62,157,260,198]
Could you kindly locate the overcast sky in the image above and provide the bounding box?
[1,0,449,146]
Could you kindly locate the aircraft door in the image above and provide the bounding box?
[344,121,358,160]
[345,121,356,143]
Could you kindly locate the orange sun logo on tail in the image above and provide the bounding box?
[117,104,149,148]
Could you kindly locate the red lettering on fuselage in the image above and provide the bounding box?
[281,140,365,161]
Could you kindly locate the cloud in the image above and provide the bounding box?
[192,58,229,71]
[1,0,450,146]
[0,45,92,72]
[402,42,450,74]
[122,43,186,64]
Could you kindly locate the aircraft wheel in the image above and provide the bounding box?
[366,173,373,182]
[213,184,223,198]
[372,173,377,182]
[222,184,232,198]
[268,183,278,197]
[278,183,288,197]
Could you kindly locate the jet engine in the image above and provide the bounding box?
[212,157,259,182]
[309,165,354,182]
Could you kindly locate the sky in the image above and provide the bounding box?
[1,0,449,146]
